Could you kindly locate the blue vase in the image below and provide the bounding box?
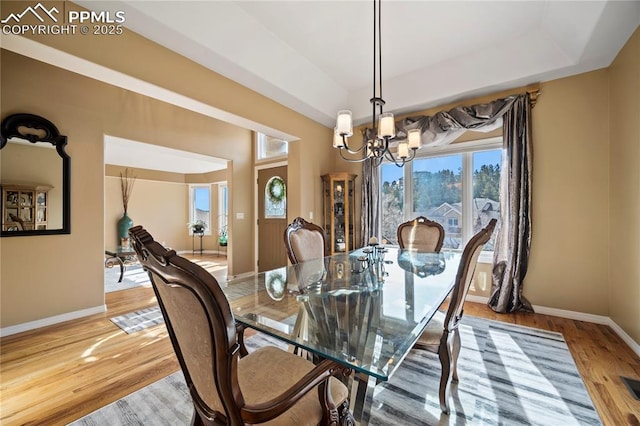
[117,212,134,245]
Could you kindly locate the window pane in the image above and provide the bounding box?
[218,184,228,230]
[472,149,501,251]
[191,186,211,234]
[380,163,404,245]
[257,133,288,160]
[412,155,462,249]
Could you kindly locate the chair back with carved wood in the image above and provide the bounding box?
[129,225,352,425]
[397,216,445,252]
[413,218,496,415]
[444,218,496,331]
[284,217,326,264]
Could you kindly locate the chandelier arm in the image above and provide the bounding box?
[383,144,416,168]
[338,148,370,163]
[341,136,368,155]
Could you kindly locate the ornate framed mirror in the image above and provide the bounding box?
[0,113,71,236]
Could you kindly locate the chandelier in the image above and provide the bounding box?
[333,0,421,168]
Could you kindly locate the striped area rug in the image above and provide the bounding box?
[70,316,601,426]
[109,307,164,334]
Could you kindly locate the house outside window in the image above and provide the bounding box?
[189,185,211,235]
[380,138,502,255]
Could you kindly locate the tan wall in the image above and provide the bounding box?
[104,165,229,252]
[105,176,189,250]
[609,27,640,343]
[0,50,252,328]
[522,70,611,314]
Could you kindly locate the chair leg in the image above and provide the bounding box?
[438,331,454,415]
[452,328,461,383]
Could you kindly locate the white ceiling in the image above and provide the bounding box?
[6,1,639,172]
[104,136,228,173]
[79,0,640,128]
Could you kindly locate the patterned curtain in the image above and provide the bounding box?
[361,157,380,247]
[489,94,534,313]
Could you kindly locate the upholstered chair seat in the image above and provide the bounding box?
[415,310,446,346]
[238,346,349,425]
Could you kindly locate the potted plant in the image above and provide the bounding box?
[118,168,136,247]
[218,225,228,246]
[188,220,207,235]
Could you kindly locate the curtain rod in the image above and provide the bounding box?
[526,86,541,108]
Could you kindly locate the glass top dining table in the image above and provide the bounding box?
[225,247,461,383]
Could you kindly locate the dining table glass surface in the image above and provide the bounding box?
[226,247,461,382]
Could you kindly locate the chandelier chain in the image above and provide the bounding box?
[333,0,421,167]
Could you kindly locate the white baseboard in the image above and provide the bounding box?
[466,295,490,305]
[0,305,106,338]
[176,249,227,256]
[226,271,255,281]
[465,295,640,358]
[606,319,640,358]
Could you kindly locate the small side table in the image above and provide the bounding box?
[218,241,228,257]
[105,246,137,282]
[192,232,204,255]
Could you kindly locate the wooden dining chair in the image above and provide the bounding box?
[413,218,497,414]
[129,225,353,425]
[397,216,445,252]
[283,217,327,264]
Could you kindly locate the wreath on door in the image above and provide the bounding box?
[267,176,286,203]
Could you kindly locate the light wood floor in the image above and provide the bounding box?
[1,254,638,425]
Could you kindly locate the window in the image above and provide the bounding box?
[218,183,228,224]
[380,138,501,255]
[257,133,288,161]
[189,185,211,235]
[218,182,228,231]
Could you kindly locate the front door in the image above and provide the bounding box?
[257,166,288,271]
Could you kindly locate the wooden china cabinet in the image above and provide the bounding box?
[2,184,52,231]
[322,173,357,255]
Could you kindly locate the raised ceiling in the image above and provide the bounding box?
[79,0,640,128]
[5,1,638,172]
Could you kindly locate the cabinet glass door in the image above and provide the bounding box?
[333,179,346,252]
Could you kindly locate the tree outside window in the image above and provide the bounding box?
[380,141,501,253]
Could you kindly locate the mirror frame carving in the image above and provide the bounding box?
[0,113,71,237]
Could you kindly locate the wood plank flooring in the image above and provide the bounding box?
[1,254,639,425]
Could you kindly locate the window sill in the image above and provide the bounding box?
[478,252,494,264]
